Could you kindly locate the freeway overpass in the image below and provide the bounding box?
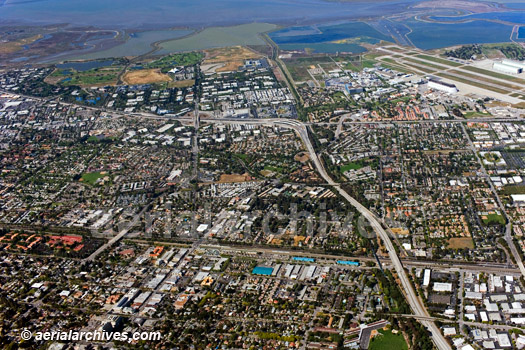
[215,117,453,350]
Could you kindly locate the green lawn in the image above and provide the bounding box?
[264,165,283,173]
[146,52,204,72]
[464,111,492,119]
[362,59,377,68]
[340,162,364,173]
[502,185,525,195]
[81,172,104,185]
[235,153,250,162]
[482,213,506,226]
[344,62,360,72]
[369,329,408,350]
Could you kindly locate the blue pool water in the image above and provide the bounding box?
[252,266,273,275]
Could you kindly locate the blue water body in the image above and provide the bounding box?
[504,3,525,9]
[56,60,114,71]
[271,22,390,45]
[406,20,514,49]
[430,11,525,24]
[270,21,389,52]
[271,26,323,38]
[0,0,419,29]
[76,29,194,60]
[519,27,525,39]
[252,266,273,275]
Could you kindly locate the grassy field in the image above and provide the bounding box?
[448,237,475,249]
[448,70,522,90]
[464,111,492,118]
[403,62,436,73]
[53,66,122,87]
[377,59,414,74]
[340,162,364,173]
[416,54,462,67]
[264,165,283,173]
[122,69,171,84]
[369,330,408,350]
[502,185,525,195]
[463,66,525,83]
[146,52,204,71]
[81,172,105,185]
[362,59,377,68]
[482,213,506,226]
[386,46,405,52]
[344,62,361,72]
[403,57,447,70]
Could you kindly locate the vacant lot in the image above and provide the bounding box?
[294,152,310,162]
[122,69,171,85]
[218,173,252,183]
[448,237,474,249]
[203,46,260,73]
[205,46,259,63]
[169,79,195,88]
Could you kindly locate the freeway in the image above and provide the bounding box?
[193,116,523,126]
[84,205,150,262]
[267,119,452,350]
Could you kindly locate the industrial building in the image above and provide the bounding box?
[503,59,525,70]
[428,78,458,94]
[493,59,524,75]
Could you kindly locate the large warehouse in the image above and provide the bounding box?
[428,78,458,94]
[493,59,524,74]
